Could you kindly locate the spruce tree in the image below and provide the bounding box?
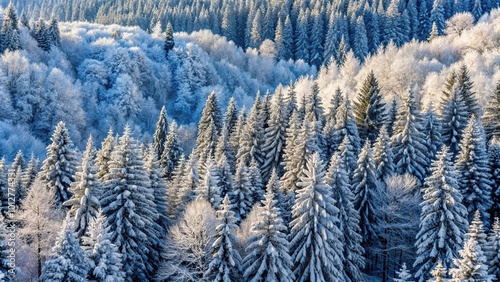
[40,222,89,282]
[353,16,369,61]
[223,98,238,135]
[153,106,169,159]
[449,211,494,281]
[323,88,344,160]
[205,195,242,281]
[199,158,222,209]
[64,136,100,238]
[424,105,443,163]
[144,145,170,232]
[486,217,500,279]
[327,152,365,282]
[394,263,413,282]
[387,98,399,137]
[354,71,387,142]
[242,185,293,282]
[430,0,446,34]
[160,121,184,180]
[331,97,361,170]
[289,153,344,281]
[47,17,61,48]
[100,126,161,281]
[96,128,115,182]
[456,65,480,117]
[455,116,492,226]
[372,126,395,182]
[34,18,50,51]
[391,91,428,183]
[194,91,222,164]
[164,22,174,56]
[413,146,468,282]
[429,260,447,282]
[21,153,39,194]
[39,121,78,206]
[483,80,500,140]
[1,3,21,52]
[230,161,253,221]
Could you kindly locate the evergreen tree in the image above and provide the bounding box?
[100,126,161,281]
[372,126,395,182]
[39,121,78,206]
[353,142,384,261]
[230,161,253,221]
[331,96,361,171]
[223,98,238,135]
[471,0,483,22]
[40,222,88,282]
[1,3,21,52]
[294,10,310,63]
[429,260,447,282]
[353,16,369,61]
[483,80,500,140]
[391,91,428,183]
[449,211,494,282]
[440,72,469,156]
[327,152,365,282]
[323,88,345,160]
[64,136,100,238]
[205,195,242,281]
[199,158,223,209]
[144,145,170,232]
[261,89,287,180]
[160,121,184,180]
[387,98,399,137]
[486,217,500,279]
[242,185,293,282]
[394,263,413,282]
[456,65,481,117]
[96,128,115,182]
[194,91,222,164]
[424,105,443,162]
[309,12,325,68]
[455,117,493,226]
[430,0,446,34]
[86,211,125,282]
[47,17,62,48]
[354,71,387,142]
[21,153,39,194]
[489,138,500,219]
[429,21,439,41]
[153,106,169,159]
[164,22,175,56]
[413,146,468,282]
[289,153,344,281]
[34,18,50,51]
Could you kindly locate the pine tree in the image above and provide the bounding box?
[456,65,481,117]
[424,105,443,163]
[84,210,126,282]
[413,146,468,282]
[39,121,78,206]
[449,211,494,282]
[21,153,39,194]
[40,222,89,282]
[455,117,493,226]
[164,22,175,56]
[47,17,61,48]
[483,80,500,140]
[372,126,395,182]
[391,91,428,183]
[323,88,345,160]
[64,136,100,238]
[34,18,50,51]
[429,260,447,282]
[429,21,439,41]
[160,121,184,180]
[294,10,310,63]
[242,185,293,282]
[205,195,242,281]
[230,161,253,221]
[354,71,387,142]
[96,129,115,182]
[198,158,223,209]
[394,263,413,282]
[387,98,399,137]
[327,152,365,282]
[1,3,21,52]
[223,98,238,135]
[353,16,369,61]
[440,72,470,156]
[100,126,161,281]
[153,106,169,159]
[290,153,344,281]
[486,217,500,279]
[331,97,361,171]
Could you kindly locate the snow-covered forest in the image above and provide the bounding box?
[1,0,500,281]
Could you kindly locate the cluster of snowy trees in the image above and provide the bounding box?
[3,61,500,280]
[13,0,500,66]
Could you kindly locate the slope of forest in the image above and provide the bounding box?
[2,1,500,282]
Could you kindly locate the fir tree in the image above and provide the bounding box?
[64,136,100,238]
[372,126,395,182]
[486,217,500,279]
[100,126,161,281]
[327,152,365,282]
[413,146,468,282]
[144,145,170,232]
[429,22,439,41]
[21,153,39,194]
[199,158,222,209]
[34,18,50,51]
[391,91,428,183]
[242,185,293,282]
[47,17,61,48]
[430,0,446,34]
[323,88,345,160]
[160,121,184,180]
[455,117,493,226]
[354,71,387,142]
[40,222,89,282]
[223,98,238,136]
[424,105,443,162]
[39,121,78,206]
[294,10,310,63]
[205,195,242,281]
[387,98,399,137]
[96,128,115,182]
[429,260,447,282]
[194,91,222,164]
[456,65,481,117]
[164,22,175,56]
[483,80,500,140]
[153,106,169,159]
[1,3,21,52]
[331,97,361,171]
[449,211,494,282]
[230,161,253,221]
[289,153,344,281]
[394,263,413,282]
[353,16,369,61]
